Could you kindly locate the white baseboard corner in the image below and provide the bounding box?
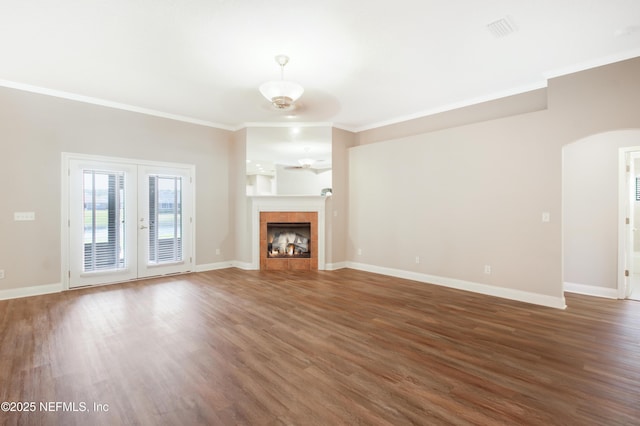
[563,282,618,299]
[0,283,63,301]
[195,261,235,272]
[346,262,567,309]
[196,261,257,272]
[325,261,348,271]
[231,261,257,270]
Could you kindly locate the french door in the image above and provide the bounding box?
[65,155,194,288]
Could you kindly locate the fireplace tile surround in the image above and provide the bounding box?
[250,196,326,271]
[261,211,318,270]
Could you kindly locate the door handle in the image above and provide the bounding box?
[140,225,148,230]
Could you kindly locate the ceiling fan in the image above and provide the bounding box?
[281,158,331,173]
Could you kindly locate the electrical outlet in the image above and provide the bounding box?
[542,212,550,222]
[357,248,362,255]
[215,249,221,255]
[14,212,35,221]
[415,256,420,264]
[0,270,4,279]
[484,265,491,274]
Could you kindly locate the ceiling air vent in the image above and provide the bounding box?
[487,16,517,38]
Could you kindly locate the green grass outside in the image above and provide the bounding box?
[84,209,180,239]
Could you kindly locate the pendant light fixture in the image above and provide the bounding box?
[259,55,304,110]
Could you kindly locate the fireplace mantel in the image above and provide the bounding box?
[249,196,327,270]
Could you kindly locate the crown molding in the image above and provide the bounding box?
[0,79,236,131]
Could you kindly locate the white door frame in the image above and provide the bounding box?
[137,164,194,278]
[67,158,139,287]
[61,152,196,290]
[617,147,640,299]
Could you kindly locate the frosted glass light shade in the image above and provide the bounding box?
[259,80,304,109]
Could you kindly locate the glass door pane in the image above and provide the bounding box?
[82,170,126,272]
[69,159,138,288]
[148,175,183,264]
[138,165,193,278]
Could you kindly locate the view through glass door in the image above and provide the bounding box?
[66,155,194,288]
[137,165,193,278]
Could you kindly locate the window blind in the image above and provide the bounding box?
[148,175,183,264]
[83,170,125,272]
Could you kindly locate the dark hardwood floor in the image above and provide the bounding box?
[1,268,639,425]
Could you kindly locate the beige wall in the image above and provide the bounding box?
[356,89,548,145]
[349,110,562,298]
[231,128,250,264]
[327,128,356,266]
[348,57,640,302]
[563,130,640,289]
[1,57,639,304]
[0,87,234,291]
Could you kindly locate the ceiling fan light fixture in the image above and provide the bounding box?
[259,55,304,110]
[298,158,315,167]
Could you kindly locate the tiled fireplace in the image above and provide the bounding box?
[260,211,318,270]
[250,196,326,271]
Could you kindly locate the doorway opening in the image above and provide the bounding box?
[621,148,640,301]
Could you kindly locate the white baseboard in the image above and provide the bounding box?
[195,261,235,272]
[0,283,63,301]
[563,282,618,299]
[231,261,256,270]
[325,261,348,271]
[347,262,567,309]
[0,266,571,310]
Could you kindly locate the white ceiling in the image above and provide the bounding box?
[1,0,639,131]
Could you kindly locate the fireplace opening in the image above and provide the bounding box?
[267,222,311,258]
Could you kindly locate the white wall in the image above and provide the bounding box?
[276,165,332,196]
[246,174,275,196]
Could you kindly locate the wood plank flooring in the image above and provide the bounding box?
[1,268,639,425]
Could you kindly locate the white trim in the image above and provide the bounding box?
[347,262,567,309]
[352,50,640,133]
[4,50,639,135]
[195,262,235,272]
[544,48,640,80]
[232,261,256,270]
[0,283,63,301]
[0,79,234,130]
[325,261,348,271]
[352,81,548,133]
[563,282,618,299]
[618,147,628,299]
[618,147,640,299]
[243,122,334,128]
[249,196,327,270]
